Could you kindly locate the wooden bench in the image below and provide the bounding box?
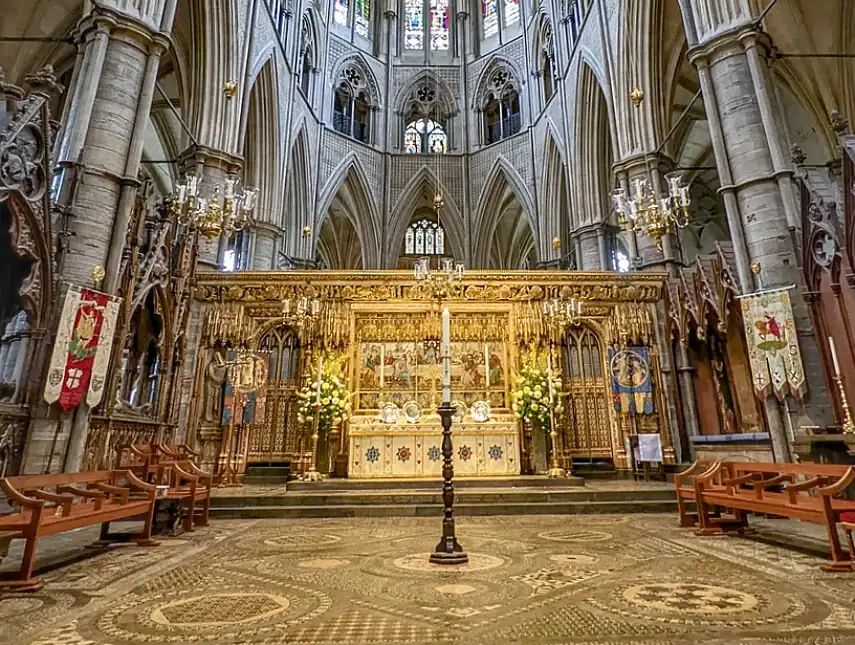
[674,459,719,527]
[115,444,212,533]
[0,470,159,591]
[693,462,855,571]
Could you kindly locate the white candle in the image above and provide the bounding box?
[442,308,451,403]
[316,357,324,404]
[484,343,490,389]
[829,336,841,376]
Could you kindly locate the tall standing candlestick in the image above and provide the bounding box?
[484,343,490,389]
[316,356,324,404]
[442,308,451,403]
[379,344,385,389]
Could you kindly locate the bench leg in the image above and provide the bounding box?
[821,521,852,572]
[0,535,42,592]
[183,498,194,533]
[133,501,160,547]
[197,494,210,527]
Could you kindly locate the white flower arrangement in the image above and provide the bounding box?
[510,366,562,429]
[296,373,352,431]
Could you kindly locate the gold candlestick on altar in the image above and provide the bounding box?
[306,356,324,480]
[829,337,855,435]
[546,352,565,478]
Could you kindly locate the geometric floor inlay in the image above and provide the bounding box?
[3,512,854,645]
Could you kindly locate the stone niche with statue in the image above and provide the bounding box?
[192,270,674,479]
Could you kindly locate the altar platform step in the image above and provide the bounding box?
[287,474,585,491]
[209,483,681,519]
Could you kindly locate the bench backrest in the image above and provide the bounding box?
[723,462,852,478]
[4,471,114,490]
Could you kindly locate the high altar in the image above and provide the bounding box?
[191,271,673,480]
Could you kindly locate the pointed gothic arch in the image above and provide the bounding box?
[540,128,570,263]
[387,165,465,265]
[473,157,538,267]
[315,154,382,268]
[284,123,312,257]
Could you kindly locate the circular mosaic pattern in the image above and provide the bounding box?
[263,533,342,548]
[538,530,613,543]
[392,552,507,572]
[0,597,45,618]
[297,558,350,569]
[623,583,759,615]
[549,554,599,566]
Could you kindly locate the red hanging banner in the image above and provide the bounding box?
[57,289,109,411]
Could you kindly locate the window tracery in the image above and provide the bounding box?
[332,62,376,143]
[334,0,373,39]
[299,16,315,98]
[405,219,446,255]
[401,79,451,153]
[537,18,555,103]
[480,66,522,144]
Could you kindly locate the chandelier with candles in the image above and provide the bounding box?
[612,175,691,250]
[170,174,258,243]
[542,298,584,329]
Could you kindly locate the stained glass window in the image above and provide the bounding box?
[405,220,445,255]
[355,0,370,36]
[404,118,447,154]
[504,0,519,26]
[483,0,498,37]
[405,0,424,49]
[335,0,349,26]
[430,0,450,50]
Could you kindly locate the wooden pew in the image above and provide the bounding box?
[674,459,720,527]
[0,470,159,591]
[693,462,855,571]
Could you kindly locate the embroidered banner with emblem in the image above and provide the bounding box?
[740,289,806,400]
[609,346,655,415]
[43,287,120,411]
[222,351,266,425]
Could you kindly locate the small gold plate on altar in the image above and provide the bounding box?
[402,400,422,424]
[452,400,467,423]
[471,400,491,423]
[380,402,399,424]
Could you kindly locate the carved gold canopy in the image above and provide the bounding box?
[195,270,666,306]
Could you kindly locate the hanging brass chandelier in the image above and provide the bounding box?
[170,173,258,243]
[612,175,691,250]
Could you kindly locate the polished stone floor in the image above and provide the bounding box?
[2,514,854,645]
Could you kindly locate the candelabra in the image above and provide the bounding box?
[542,298,584,330]
[612,175,691,250]
[169,173,258,244]
[281,297,321,329]
[414,257,465,301]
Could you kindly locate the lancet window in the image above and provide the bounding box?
[481,67,521,144]
[259,327,301,382]
[299,16,315,98]
[118,291,163,413]
[401,80,450,153]
[481,0,519,39]
[405,219,445,255]
[403,0,451,51]
[538,19,556,103]
[334,0,373,39]
[223,231,251,272]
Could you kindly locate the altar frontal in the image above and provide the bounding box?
[192,271,672,481]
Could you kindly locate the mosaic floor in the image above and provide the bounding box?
[2,514,854,645]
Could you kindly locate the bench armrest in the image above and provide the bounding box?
[25,490,74,516]
[171,463,199,487]
[113,470,158,499]
[89,482,130,504]
[180,461,213,486]
[0,480,44,509]
[56,485,106,510]
[674,460,707,488]
[695,462,725,490]
[784,476,826,504]
[819,467,855,497]
[750,474,793,500]
[723,472,762,487]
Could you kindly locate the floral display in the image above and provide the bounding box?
[297,372,352,431]
[510,365,562,428]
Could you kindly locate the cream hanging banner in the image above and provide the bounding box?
[740,289,806,400]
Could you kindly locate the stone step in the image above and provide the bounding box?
[210,498,681,519]
[287,475,585,492]
[210,488,676,508]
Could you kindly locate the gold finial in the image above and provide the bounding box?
[751,263,761,275]
[552,237,561,251]
[630,87,644,107]
[223,81,238,99]
[91,266,105,290]
[302,225,312,237]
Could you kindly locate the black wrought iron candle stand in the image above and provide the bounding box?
[429,402,468,565]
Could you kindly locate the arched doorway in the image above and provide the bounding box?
[247,326,304,466]
[558,326,613,467]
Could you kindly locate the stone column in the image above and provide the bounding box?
[57,1,177,473]
[577,228,602,270]
[683,9,834,460]
[252,222,279,269]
